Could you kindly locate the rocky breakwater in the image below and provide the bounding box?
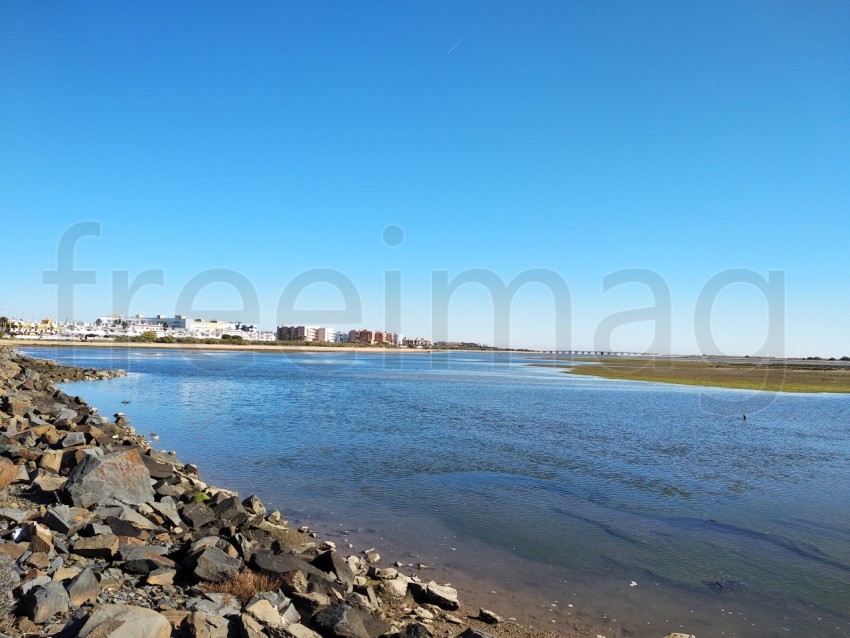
[0,346,517,638]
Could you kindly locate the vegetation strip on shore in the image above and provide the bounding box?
[547,358,850,393]
[2,346,683,638]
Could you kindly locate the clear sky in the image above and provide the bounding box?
[1,2,848,356]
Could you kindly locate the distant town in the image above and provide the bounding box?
[0,314,439,348]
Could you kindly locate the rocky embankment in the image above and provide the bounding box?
[0,347,694,638]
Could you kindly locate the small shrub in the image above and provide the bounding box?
[202,569,284,605]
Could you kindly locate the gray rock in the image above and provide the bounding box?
[61,431,87,447]
[66,567,99,606]
[410,581,459,610]
[96,500,160,530]
[0,507,32,524]
[312,550,356,589]
[42,504,95,536]
[188,611,236,638]
[78,604,172,638]
[478,609,502,624]
[182,502,217,528]
[72,533,119,559]
[392,624,433,638]
[150,496,181,526]
[251,551,330,584]
[312,604,391,638]
[187,593,241,618]
[19,574,51,596]
[62,449,155,507]
[242,494,266,519]
[187,545,242,583]
[213,495,247,524]
[455,630,498,638]
[118,544,176,574]
[54,408,78,424]
[20,581,71,624]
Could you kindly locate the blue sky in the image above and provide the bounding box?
[1,2,848,355]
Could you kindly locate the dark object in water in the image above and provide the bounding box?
[706,580,744,593]
[742,414,747,420]
[121,400,131,404]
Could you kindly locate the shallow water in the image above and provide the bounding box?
[21,346,850,637]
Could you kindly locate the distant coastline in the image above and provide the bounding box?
[544,357,850,394]
[6,338,435,354]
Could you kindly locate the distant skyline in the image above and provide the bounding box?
[1,2,848,357]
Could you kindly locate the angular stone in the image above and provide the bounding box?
[105,515,148,539]
[118,544,175,574]
[73,533,119,559]
[26,522,54,554]
[187,545,242,583]
[0,457,18,490]
[0,506,33,524]
[181,502,217,529]
[54,407,78,424]
[142,455,175,480]
[62,449,155,507]
[20,581,71,624]
[51,566,81,582]
[212,495,247,524]
[393,624,433,638]
[455,631,497,638]
[312,604,391,638]
[410,581,459,610]
[242,494,266,519]
[246,598,284,627]
[146,567,176,586]
[78,604,172,638]
[39,449,64,474]
[96,501,159,530]
[149,497,181,527]
[43,505,95,536]
[0,541,28,561]
[251,551,329,583]
[276,625,324,638]
[240,613,266,638]
[312,550,356,589]
[66,567,99,606]
[379,576,409,599]
[26,551,50,569]
[61,431,87,447]
[33,471,67,492]
[188,611,234,638]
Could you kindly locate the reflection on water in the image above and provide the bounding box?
[21,347,850,637]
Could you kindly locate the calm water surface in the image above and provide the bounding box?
[20,347,850,637]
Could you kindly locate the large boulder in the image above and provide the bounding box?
[62,449,155,507]
[312,550,356,590]
[185,545,242,583]
[65,568,100,606]
[78,604,172,638]
[312,604,391,638]
[20,582,70,624]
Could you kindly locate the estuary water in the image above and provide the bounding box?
[19,346,850,637]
